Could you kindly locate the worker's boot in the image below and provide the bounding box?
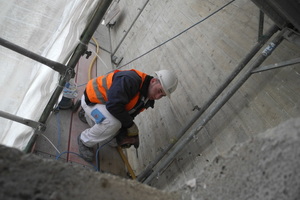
[77,134,94,162]
[78,108,87,124]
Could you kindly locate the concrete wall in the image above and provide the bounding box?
[109,0,300,190]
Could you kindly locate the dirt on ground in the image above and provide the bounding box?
[179,118,300,200]
[0,145,179,200]
[1,118,299,200]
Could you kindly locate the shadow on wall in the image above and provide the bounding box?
[109,9,126,30]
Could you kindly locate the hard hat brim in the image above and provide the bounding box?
[155,71,171,98]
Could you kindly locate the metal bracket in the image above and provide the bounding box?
[63,67,76,80]
[111,55,123,66]
[284,29,300,47]
[84,50,92,59]
[252,57,300,73]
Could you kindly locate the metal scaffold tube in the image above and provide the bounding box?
[0,37,67,75]
[24,0,113,153]
[0,111,45,131]
[143,26,285,185]
[137,24,279,182]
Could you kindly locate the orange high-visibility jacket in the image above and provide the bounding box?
[85,69,148,112]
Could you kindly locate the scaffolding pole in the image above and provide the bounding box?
[0,37,67,75]
[143,27,285,185]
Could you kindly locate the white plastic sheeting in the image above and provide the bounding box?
[0,0,100,150]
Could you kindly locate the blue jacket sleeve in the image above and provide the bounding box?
[106,71,142,128]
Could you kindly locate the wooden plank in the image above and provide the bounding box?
[98,145,127,176]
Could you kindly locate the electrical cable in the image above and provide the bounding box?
[77,83,87,88]
[89,41,111,54]
[95,138,115,172]
[116,0,235,69]
[40,133,61,154]
[54,108,61,157]
[88,37,100,80]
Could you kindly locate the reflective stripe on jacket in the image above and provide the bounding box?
[86,69,148,112]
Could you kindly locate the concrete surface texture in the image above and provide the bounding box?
[179,118,300,200]
[108,0,300,190]
[0,144,180,200]
[1,118,299,200]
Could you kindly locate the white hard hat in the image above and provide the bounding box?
[155,70,178,97]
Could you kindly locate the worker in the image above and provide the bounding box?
[77,69,178,162]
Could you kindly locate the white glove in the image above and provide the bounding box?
[127,123,139,136]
